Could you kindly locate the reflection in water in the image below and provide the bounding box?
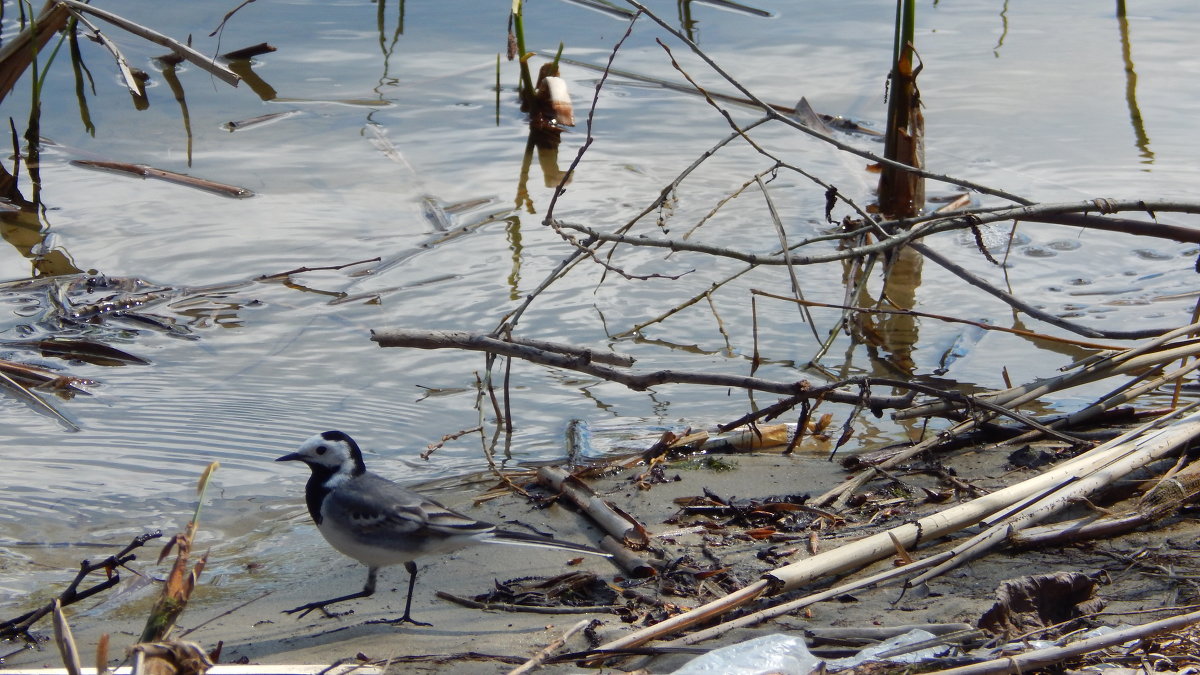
[375,0,405,90]
[1115,0,1154,165]
[226,58,276,101]
[876,247,923,375]
[506,215,523,301]
[993,0,1009,57]
[67,24,96,136]
[0,143,81,277]
[677,1,697,43]
[156,59,193,166]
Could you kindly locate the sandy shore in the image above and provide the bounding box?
[4,450,1197,673]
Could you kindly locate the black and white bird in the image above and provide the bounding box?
[276,430,610,625]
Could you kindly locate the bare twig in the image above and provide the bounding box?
[508,618,596,675]
[750,290,1123,350]
[0,532,161,641]
[371,328,915,408]
[434,591,621,615]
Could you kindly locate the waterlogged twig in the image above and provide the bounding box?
[70,160,253,199]
[911,241,1172,340]
[59,7,142,96]
[0,369,80,431]
[54,0,240,87]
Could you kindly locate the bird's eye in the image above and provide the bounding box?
[315,445,327,455]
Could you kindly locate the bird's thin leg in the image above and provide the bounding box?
[387,561,432,626]
[285,567,378,618]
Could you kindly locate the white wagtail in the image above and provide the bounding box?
[276,430,611,625]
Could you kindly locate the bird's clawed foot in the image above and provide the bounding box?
[284,601,355,619]
[366,612,432,627]
[388,611,432,627]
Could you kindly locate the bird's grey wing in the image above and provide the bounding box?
[325,473,494,539]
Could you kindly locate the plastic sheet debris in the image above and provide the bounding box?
[670,629,949,675]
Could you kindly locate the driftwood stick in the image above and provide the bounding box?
[781,410,1200,593]
[536,466,648,546]
[586,579,772,663]
[807,623,975,643]
[926,607,1200,675]
[898,199,1200,244]
[1010,458,1200,547]
[553,198,1200,288]
[61,7,142,96]
[1004,356,1200,446]
[599,535,657,578]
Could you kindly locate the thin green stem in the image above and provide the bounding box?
[512,0,535,104]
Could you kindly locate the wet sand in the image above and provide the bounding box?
[4,451,1196,673]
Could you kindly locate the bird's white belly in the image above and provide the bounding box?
[315,518,414,568]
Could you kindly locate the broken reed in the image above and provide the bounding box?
[139,461,218,643]
[878,0,923,219]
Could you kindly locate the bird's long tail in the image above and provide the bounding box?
[488,529,611,557]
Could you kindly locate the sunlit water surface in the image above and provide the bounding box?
[0,0,1197,606]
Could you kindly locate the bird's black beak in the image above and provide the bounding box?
[276,452,304,463]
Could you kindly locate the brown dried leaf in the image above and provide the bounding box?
[978,572,1107,640]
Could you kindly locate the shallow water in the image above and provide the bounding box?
[0,0,1198,609]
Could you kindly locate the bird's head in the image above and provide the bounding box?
[276,430,367,478]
